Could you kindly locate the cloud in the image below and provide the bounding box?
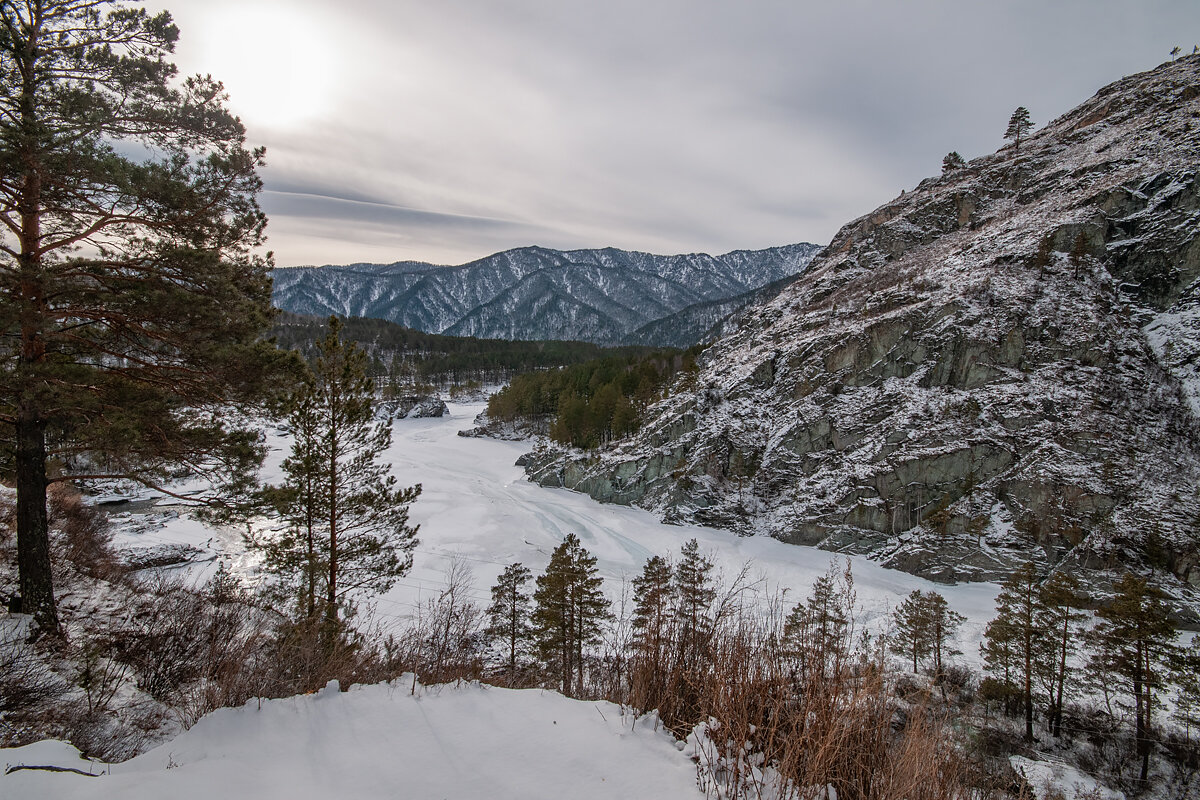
[160,0,1200,267]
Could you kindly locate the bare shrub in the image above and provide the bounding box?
[47,484,122,581]
[75,635,129,715]
[113,566,272,725]
[613,562,982,799]
[0,622,66,713]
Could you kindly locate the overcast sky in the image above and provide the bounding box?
[158,0,1199,268]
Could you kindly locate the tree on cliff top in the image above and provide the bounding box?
[0,0,290,634]
[1004,106,1033,151]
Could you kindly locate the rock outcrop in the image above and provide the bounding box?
[523,57,1200,610]
[390,395,449,419]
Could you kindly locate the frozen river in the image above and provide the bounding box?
[106,399,1002,652]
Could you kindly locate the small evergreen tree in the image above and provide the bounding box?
[891,590,930,673]
[891,589,964,676]
[259,379,325,620]
[980,591,1021,717]
[1089,573,1178,784]
[630,555,675,709]
[1172,635,1200,744]
[674,538,716,670]
[1005,106,1033,151]
[1033,234,1054,278]
[255,317,421,628]
[942,151,966,174]
[784,563,853,682]
[926,591,966,678]
[486,563,533,685]
[532,533,612,697]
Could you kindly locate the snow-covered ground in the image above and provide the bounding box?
[0,679,699,799]
[101,399,1002,656]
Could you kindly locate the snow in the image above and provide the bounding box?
[1011,755,1125,800]
[101,399,1002,659]
[0,679,701,800]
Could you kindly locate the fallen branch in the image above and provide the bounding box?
[4,763,98,777]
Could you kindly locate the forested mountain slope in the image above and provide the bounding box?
[271,243,822,345]
[523,56,1200,608]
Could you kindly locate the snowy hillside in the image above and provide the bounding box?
[270,243,822,345]
[522,56,1200,610]
[0,680,700,799]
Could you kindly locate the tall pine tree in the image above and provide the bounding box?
[532,533,611,697]
[255,317,420,627]
[982,562,1042,740]
[486,563,533,685]
[674,538,715,670]
[1034,570,1086,737]
[1089,573,1178,784]
[630,554,675,709]
[0,0,288,635]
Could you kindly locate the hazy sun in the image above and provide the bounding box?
[180,3,340,130]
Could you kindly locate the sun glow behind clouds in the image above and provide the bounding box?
[174,2,340,130]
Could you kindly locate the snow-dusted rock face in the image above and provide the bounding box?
[270,243,822,345]
[525,57,1200,603]
[390,395,449,419]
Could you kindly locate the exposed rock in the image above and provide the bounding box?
[390,395,449,419]
[120,543,207,571]
[458,411,548,441]
[522,56,1200,611]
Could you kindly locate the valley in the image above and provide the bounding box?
[104,401,1003,651]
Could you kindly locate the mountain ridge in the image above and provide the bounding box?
[271,242,823,345]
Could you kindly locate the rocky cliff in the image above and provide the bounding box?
[523,57,1200,608]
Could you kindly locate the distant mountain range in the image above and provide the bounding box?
[270,243,823,345]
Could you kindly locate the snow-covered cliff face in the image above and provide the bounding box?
[270,243,823,345]
[524,57,1200,607]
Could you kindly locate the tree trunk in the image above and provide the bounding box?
[1023,624,1034,741]
[16,410,58,635]
[14,29,57,636]
[1133,645,1148,784]
[1053,619,1068,737]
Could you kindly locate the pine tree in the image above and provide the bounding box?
[1034,571,1086,737]
[784,564,853,682]
[256,317,420,627]
[0,0,289,635]
[1089,573,1178,784]
[532,533,612,697]
[486,563,533,685]
[980,591,1021,717]
[673,538,716,670]
[1005,106,1033,151]
[942,151,966,174]
[630,554,675,709]
[1033,234,1054,278]
[1172,635,1200,744]
[926,591,965,678]
[983,562,1041,740]
[259,379,325,620]
[891,590,964,676]
[891,590,930,673]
